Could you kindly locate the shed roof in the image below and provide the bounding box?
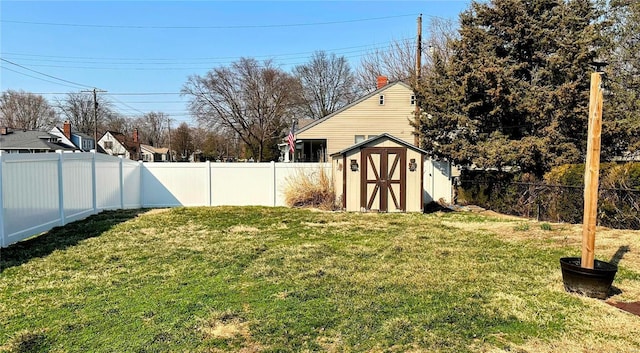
[330,133,428,157]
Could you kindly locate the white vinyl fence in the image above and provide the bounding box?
[0,151,330,247]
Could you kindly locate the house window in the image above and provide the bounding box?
[355,135,365,144]
[104,141,113,149]
[379,95,385,105]
[367,135,377,139]
[411,95,416,105]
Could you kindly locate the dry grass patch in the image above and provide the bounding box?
[228,225,261,234]
[283,166,336,210]
[2,207,639,353]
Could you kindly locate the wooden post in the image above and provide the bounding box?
[581,71,604,270]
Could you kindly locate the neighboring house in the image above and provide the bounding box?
[140,144,170,162]
[0,127,77,153]
[287,77,418,162]
[98,129,141,161]
[283,77,455,207]
[49,121,97,152]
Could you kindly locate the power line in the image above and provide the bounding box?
[0,40,410,62]
[30,92,183,96]
[0,58,96,89]
[2,14,416,29]
[0,43,410,70]
[0,38,413,62]
[0,66,86,90]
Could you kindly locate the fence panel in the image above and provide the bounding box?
[95,154,124,210]
[142,163,210,207]
[61,153,95,223]
[122,159,141,209]
[210,163,274,206]
[1,153,62,247]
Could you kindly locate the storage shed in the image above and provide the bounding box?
[331,133,428,212]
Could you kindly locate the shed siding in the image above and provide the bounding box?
[405,148,423,212]
[297,84,415,156]
[345,149,361,211]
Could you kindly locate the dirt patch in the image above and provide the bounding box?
[142,208,171,215]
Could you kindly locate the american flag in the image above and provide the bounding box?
[287,120,296,153]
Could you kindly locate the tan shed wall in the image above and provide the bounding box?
[405,148,424,212]
[344,149,362,211]
[297,84,416,156]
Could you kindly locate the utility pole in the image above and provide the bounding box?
[81,88,106,149]
[416,13,422,84]
[414,14,423,147]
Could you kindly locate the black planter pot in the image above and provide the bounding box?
[560,257,618,299]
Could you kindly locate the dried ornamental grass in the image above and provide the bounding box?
[283,165,336,210]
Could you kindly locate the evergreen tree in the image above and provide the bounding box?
[417,0,604,176]
[603,0,640,157]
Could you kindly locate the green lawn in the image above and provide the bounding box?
[1,207,639,352]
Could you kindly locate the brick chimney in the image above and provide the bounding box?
[133,128,139,143]
[63,121,71,139]
[377,75,389,89]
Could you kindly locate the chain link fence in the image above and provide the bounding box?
[457,180,640,230]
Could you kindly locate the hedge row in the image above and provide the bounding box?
[456,163,640,229]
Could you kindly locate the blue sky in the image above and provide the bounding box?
[1,1,471,125]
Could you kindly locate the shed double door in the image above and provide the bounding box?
[360,147,406,212]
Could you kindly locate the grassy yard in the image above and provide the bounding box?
[1,207,639,353]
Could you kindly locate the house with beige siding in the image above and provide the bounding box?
[289,78,455,208]
[291,79,417,162]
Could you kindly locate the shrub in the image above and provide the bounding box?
[283,165,336,211]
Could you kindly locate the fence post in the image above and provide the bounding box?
[119,156,124,209]
[139,161,144,208]
[206,160,212,206]
[91,150,97,214]
[57,150,65,226]
[0,151,5,248]
[271,161,276,207]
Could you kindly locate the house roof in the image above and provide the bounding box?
[104,130,139,148]
[49,127,79,149]
[294,81,413,135]
[0,130,76,151]
[330,133,427,157]
[73,131,93,140]
[141,144,169,154]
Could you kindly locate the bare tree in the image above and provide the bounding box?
[102,113,133,136]
[0,90,58,130]
[182,58,300,161]
[355,17,458,92]
[422,17,458,72]
[171,122,193,161]
[293,51,358,119]
[57,92,114,135]
[135,112,169,147]
[356,38,416,92]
